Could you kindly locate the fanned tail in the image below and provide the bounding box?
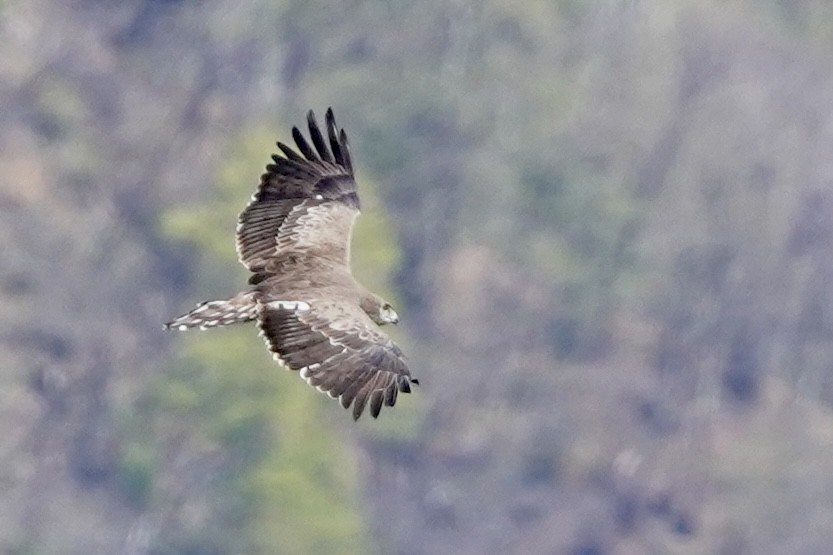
[165,292,257,331]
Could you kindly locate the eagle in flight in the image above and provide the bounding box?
[166,109,417,420]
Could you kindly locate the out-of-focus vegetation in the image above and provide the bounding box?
[4,0,833,553]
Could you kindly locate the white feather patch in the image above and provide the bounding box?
[267,300,310,311]
[299,363,320,380]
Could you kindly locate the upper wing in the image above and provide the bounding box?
[258,299,417,420]
[236,108,359,272]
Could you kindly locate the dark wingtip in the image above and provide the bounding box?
[339,129,353,174]
[325,108,345,169]
[291,126,318,161]
[399,379,411,394]
[276,141,304,162]
[369,390,384,418]
[325,108,337,138]
[351,390,368,420]
[306,109,333,162]
[411,378,420,386]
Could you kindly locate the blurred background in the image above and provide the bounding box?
[3,0,833,553]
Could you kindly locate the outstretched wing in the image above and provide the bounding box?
[236,108,359,273]
[258,300,417,420]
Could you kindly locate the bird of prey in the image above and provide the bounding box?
[165,108,417,420]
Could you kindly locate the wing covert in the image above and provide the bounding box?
[236,108,359,272]
[257,300,417,420]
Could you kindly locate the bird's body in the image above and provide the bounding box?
[166,109,416,419]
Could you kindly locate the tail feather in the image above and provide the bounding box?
[165,292,257,331]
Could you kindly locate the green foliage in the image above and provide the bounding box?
[161,129,277,263]
[117,442,157,509]
[350,174,402,301]
[509,155,643,358]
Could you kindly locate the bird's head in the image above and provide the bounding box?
[362,293,399,326]
[377,302,400,325]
